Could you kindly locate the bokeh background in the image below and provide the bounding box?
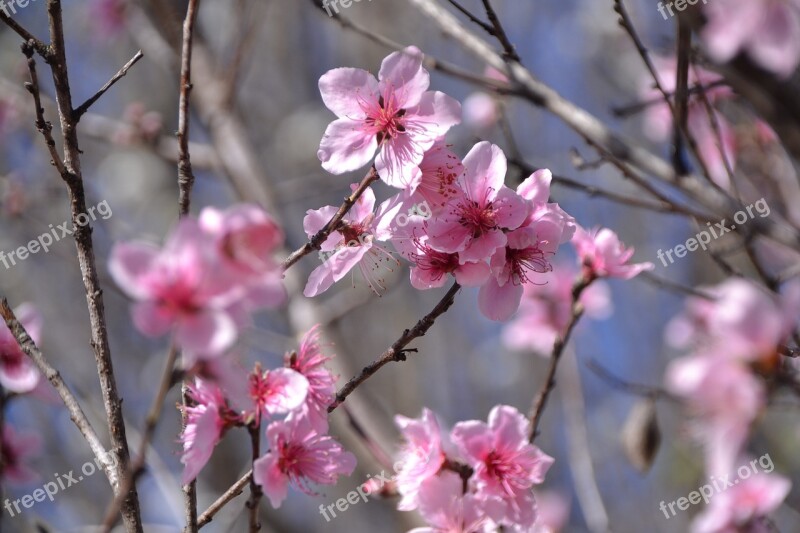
[1,0,799,531]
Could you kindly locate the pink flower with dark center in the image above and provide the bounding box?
[303,186,398,296]
[109,219,240,360]
[179,378,240,484]
[394,408,448,511]
[253,417,356,508]
[1,425,41,485]
[415,139,465,214]
[572,226,653,280]
[426,142,529,263]
[409,471,488,533]
[246,364,308,425]
[199,204,286,310]
[317,47,461,190]
[284,325,337,433]
[451,405,554,529]
[0,303,41,394]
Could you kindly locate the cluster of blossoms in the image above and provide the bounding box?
[392,405,554,532]
[664,279,800,532]
[180,326,356,506]
[0,303,43,486]
[109,204,286,365]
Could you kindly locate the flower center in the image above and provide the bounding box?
[457,200,498,238]
[365,94,406,144]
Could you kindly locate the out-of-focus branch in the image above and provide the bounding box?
[281,167,379,272]
[74,50,144,121]
[328,282,462,412]
[197,470,253,528]
[0,299,117,487]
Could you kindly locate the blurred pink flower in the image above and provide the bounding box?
[463,92,499,131]
[532,490,571,533]
[109,219,239,360]
[426,142,529,263]
[409,471,488,533]
[1,425,41,485]
[284,325,337,433]
[246,365,308,425]
[394,408,447,511]
[701,0,800,78]
[502,264,612,355]
[317,46,461,190]
[691,469,791,533]
[90,0,127,39]
[303,186,397,296]
[253,417,356,508]
[180,378,238,484]
[451,405,554,528]
[572,226,653,280]
[0,303,41,394]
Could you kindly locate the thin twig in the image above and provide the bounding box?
[246,424,262,532]
[0,12,50,57]
[0,299,118,487]
[446,0,493,33]
[328,282,462,412]
[74,50,144,120]
[281,167,379,272]
[529,276,591,442]
[585,357,673,400]
[177,0,200,217]
[480,0,519,61]
[197,471,253,528]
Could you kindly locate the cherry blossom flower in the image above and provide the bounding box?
[199,204,286,310]
[109,219,239,360]
[245,364,308,425]
[463,92,499,131]
[1,425,41,485]
[532,490,571,533]
[179,378,240,484]
[284,325,337,433]
[665,278,800,366]
[502,264,612,355]
[451,405,554,528]
[414,139,465,214]
[572,226,653,280]
[253,417,356,508]
[0,303,42,394]
[691,469,791,533]
[394,408,447,511]
[303,186,398,296]
[701,0,800,78]
[426,142,529,263]
[409,471,488,533]
[317,46,461,189]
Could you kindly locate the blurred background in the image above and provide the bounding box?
[1,0,799,531]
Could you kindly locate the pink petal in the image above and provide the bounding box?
[176,310,237,356]
[478,277,524,321]
[318,118,378,175]
[408,91,462,139]
[378,46,429,109]
[319,67,379,118]
[131,301,176,338]
[454,261,491,287]
[108,242,160,300]
[181,408,221,484]
[517,169,552,204]
[461,230,506,264]
[253,453,289,508]
[461,142,506,200]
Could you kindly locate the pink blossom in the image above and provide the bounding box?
[532,490,571,533]
[179,379,238,484]
[303,186,398,296]
[691,470,791,533]
[1,425,41,485]
[451,405,554,528]
[109,219,239,360]
[426,142,529,263]
[394,408,447,511]
[572,226,653,280]
[409,471,488,533]
[665,356,765,475]
[665,278,799,365]
[478,170,576,321]
[284,325,337,433]
[317,46,461,189]
[502,264,612,355]
[0,303,42,394]
[701,0,800,78]
[414,139,465,214]
[199,204,286,310]
[246,365,308,425]
[463,92,499,131]
[253,417,356,508]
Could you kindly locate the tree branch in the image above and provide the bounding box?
[74,50,144,121]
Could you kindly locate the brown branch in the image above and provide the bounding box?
[479,0,519,62]
[0,299,117,486]
[529,277,591,442]
[42,1,142,528]
[74,50,144,121]
[177,0,200,217]
[281,166,379,272]
[585,358,673,400]
[446,0,493,33]
[328,282,462,412]
[197,471,253,528]
[246,424,262,532]
[0,12,50,57]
